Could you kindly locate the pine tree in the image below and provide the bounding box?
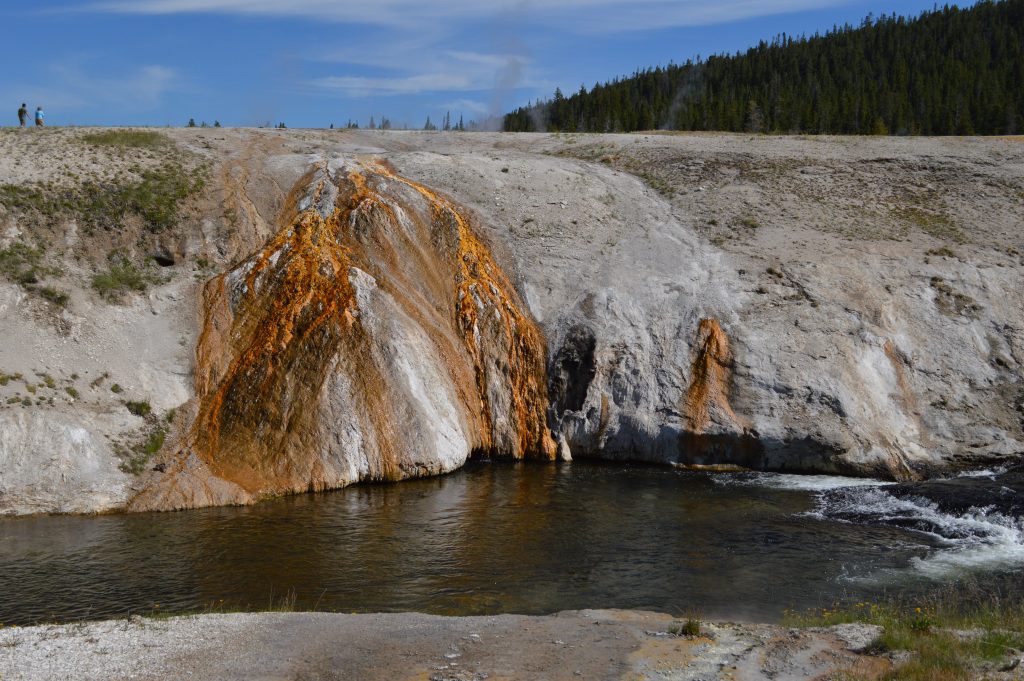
[745,101,764,133]
[505,1,1024,136]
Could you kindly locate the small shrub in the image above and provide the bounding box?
[668,617,702,637]
[65,386,79,399]
[908,608,933,632]
[142,427,166,455]
[926,246,957,258]
[0,242,54,289]
[115,426,167,474]
[90,372,110,388]
[681,618,702,636]
[6,396,20,404]
[39,286,70,307]
[125,400,152,417]
[110,383,123,393]
[739,217,760,229]
[92,258,163,302]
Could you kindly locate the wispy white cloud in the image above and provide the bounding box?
[310,73,475,97]
[441,98,490,115]
[57,64,178,108]
[85,0,849,32]
[305,48,545,103]
[1,62,179,115]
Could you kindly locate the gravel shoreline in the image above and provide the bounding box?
[0,609,884,680]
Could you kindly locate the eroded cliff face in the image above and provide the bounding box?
[131,159,554,511]
[392,135,1023,482]
[4,130,1022,515]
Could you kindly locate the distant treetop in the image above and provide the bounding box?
[505,0,1024,135]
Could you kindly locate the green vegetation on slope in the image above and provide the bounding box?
[786,581,1024,679]
[91,256,166,302]
[81,130,171,149]
[505,0,1024,135]
[0,163,205,234]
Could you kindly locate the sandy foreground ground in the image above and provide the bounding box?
[0,610,888,681]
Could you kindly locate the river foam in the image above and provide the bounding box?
[715,470,1024,579]
[713,471,890,491]
[815,485,1024,577]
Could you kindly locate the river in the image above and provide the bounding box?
[1,461,1021,625]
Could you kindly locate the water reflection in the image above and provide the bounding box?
[0,462,1003,625]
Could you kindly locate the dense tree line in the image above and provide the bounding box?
[505,0,1024,135]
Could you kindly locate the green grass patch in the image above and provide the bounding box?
[92,258,164,302]
[636,171,675,196]
[0,162,207,234]
[80,130,170,149]
[893,206,965,243]
[39,286,69,307]
[114,425,166,475]
[783,581,1024,680]
[78,164,206,233]
[0,242,54,287]
[125,400,152,417]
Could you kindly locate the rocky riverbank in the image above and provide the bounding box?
[0,609,891,681]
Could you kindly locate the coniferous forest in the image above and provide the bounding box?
[504,0,1024,135]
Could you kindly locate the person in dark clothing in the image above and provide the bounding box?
[17,103,27,127]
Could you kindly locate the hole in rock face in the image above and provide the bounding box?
[549,325,597,415]
[151,252,176,267]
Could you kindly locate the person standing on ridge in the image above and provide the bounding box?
[17,103,27,127]
[34,106,44,127]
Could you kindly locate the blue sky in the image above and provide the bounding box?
[3,0,974,128]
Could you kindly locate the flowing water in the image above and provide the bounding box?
[1,461,1021,625]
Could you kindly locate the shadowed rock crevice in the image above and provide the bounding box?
[548,325,597,416]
